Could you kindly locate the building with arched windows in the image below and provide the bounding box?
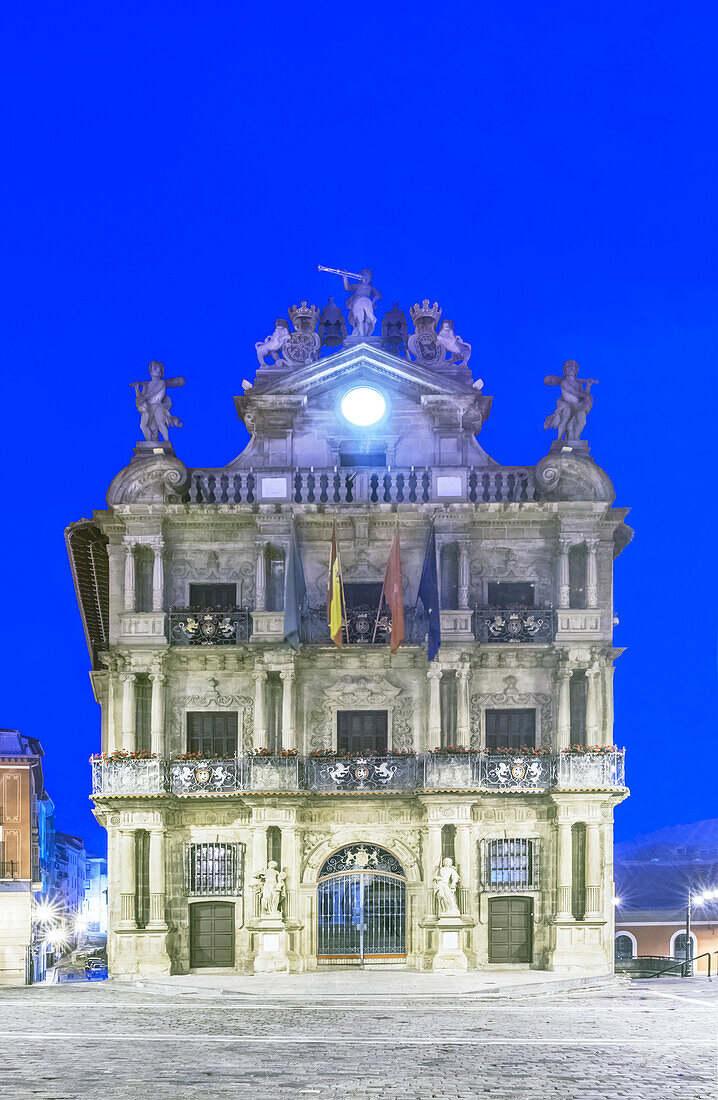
[67,282,632,977]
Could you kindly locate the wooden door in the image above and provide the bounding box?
[189,902,235,968]
[488,896,532,963]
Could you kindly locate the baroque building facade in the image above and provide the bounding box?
[67,282,631,977]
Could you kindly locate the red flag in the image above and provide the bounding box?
[384,532,404,654]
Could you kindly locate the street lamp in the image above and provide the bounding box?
[685,887,718,977]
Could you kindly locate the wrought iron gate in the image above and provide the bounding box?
[317,845,406,962]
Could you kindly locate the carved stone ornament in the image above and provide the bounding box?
[469,675,552,749]
[308,676,413,751]
[535,452,615,504]
[407,300,443,366]
[283,302,321,367]
[106,455,189,506]
[170,677,254,752]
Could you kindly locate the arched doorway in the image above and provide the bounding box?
[317,844,406,963]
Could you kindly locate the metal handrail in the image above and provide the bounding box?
[641,952,712,978]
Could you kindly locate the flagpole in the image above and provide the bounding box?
[371,571,387,645]
[335,512,350,646]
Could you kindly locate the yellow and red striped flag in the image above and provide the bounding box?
[327,519,344,647]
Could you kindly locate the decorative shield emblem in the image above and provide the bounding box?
[408,332,443,366]
[511,762,526,780]
[195,768,210,784]
[354,764,370,781]
[283,332,320,367]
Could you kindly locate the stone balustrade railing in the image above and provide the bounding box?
[183,466,537,506]
[91,750,625,798]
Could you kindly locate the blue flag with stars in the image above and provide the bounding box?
[418,526,441,661]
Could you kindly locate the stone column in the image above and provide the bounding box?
[255,541,267,611]
[603,662,615,747]
[106,668,117,753]
[586,663,600,745]
[456,665,471,748]
[120,674,137,752]
[458,543,470,609]
[151,541,165,612]
[557,665,572,750]
[253,671,267,750]
[555,820,573,920]
[118,830,137,928]
[280,670,296,751]
[454,825,473,903]
[252,826,267,919]
[427,667,442,747]
[426,825,443,912]
[149,670,165,756]
[148,830,167,927]
[558,538,571,609]
[123,541,136,611]
[584,823,601,917]
[586,538,599,609]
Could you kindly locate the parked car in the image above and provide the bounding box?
[85,958,108,981]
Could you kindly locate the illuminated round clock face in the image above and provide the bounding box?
[340,387,386,427]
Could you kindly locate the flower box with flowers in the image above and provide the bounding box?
[561,745,618,755]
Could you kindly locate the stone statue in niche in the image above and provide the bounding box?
[130,361,185,442]
[255,319,292,368]
[436,320,471,368]
[544,361,598,441]
[255,861,286,917]
[433,857,460,916]
[381,302,408,356]
[318,297,347,350]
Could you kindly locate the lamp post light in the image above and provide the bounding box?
[686,886,718,977]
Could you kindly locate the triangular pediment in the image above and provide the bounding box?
[246,343,478,400]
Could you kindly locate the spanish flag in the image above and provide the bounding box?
[327,519,344,647]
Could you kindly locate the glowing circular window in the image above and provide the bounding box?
[340,387,386,427]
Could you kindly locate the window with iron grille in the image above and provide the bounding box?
[484,838,540,890]
[183,842,244,896]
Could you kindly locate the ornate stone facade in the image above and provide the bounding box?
[68,281,631,979]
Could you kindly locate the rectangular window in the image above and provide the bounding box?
[135,831,150,928]
[265,674,283,753]
[485,838,539,890]
[487,582,535,608]
[440,672,458,748]
[188,583,237,610]
[343,582,383,610]
[337,711,387,754]
[134,676,152,753]
[135,549,153,613]
[572,824,586,920]
[570,672,587,746]
[569,546,587,609]
[184,842,243,896]
[485,709,536,751]
[187,712,239,756]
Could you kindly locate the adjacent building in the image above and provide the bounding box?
[615,819,718,974]
[67,277,632,978]
[84,853,109,934]
[54,832,87,924]
[0,730,44,984]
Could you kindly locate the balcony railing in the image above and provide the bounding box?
[0,861,18,880]
[474,608,556,643]
[183,466,537,506]
[168,608,252,646]
[91,750,625,797]
[301,606,428,646]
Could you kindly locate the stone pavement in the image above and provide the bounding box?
[0,976,715,1099]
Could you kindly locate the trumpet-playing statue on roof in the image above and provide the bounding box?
[543,361,598,442]
[318,265,382,338]
[130,361,185,442]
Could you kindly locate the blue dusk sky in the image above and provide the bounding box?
[0,2,714,853]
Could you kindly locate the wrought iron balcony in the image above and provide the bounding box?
[0,861,18,880]
[474,607,556,643]
[301,606,428,646]
[91,750,625,797]
[168,608,252,646]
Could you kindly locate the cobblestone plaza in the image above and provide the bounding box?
[0,978,714,1098]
